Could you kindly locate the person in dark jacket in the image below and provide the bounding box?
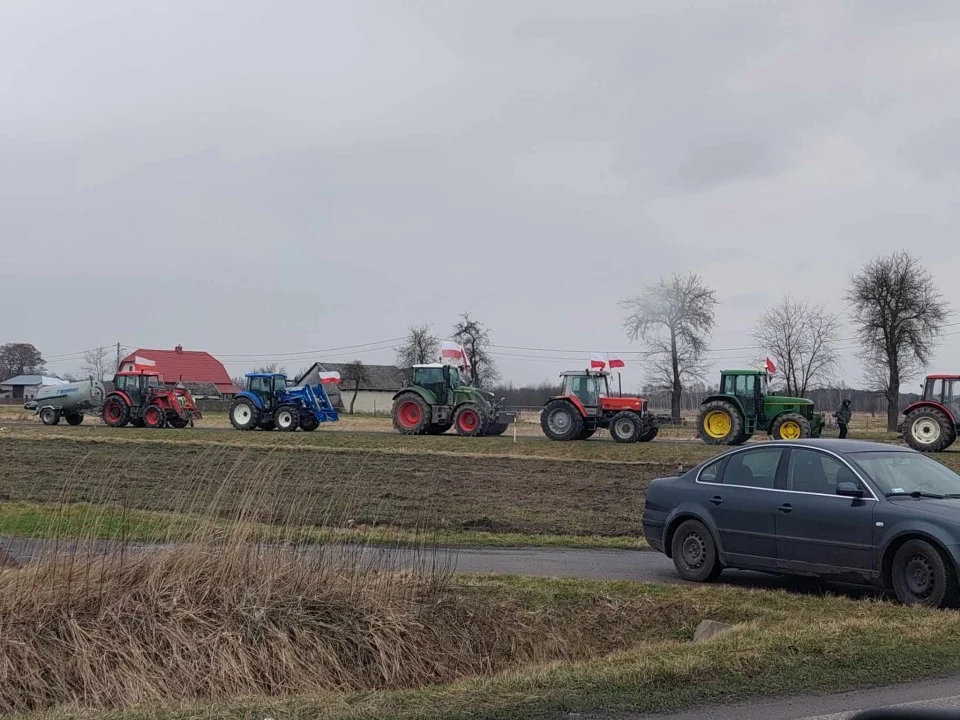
[835,399,852,439]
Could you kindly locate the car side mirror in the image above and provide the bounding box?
[836,481,864,498]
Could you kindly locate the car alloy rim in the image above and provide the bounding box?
[905,555,935,598]
[681,532,706,570]
[548,409,571,433]
[704,410,731,438]
[913,419,941,444]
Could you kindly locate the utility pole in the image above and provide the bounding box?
[115,342,121,373]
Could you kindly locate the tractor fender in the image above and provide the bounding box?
[105,390,133,407]
[903,400,957,424]
[392,386,437,405]
[700,394,746,417]
[234,390,264,411]
[547,394,588,418]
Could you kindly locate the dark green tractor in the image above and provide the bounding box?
[392,364,516,437]
[697,370,824,445]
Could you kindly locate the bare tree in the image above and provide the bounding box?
[80,346,111,381]
[341,360,369,414]
[847,250,951,432]
[395,325,439,367]
[250,363,287,375]
[452,312,499,388]
[619,273,717,422]
[752,296,840,398]
[0,343,45,380]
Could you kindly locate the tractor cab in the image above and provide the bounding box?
[559,370,609,414]
[411,364,463,404]
[245,373,288,409]
[113,371,164,406]
[902,375,960,452]
[718,370,767,421]
[922,375,960,418]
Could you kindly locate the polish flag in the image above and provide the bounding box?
[440,341,464,362]
[134,356,156,367]
[608,356,626,369]
[318,371,341,384]
[765,357,777,374]
[590,353,606,370]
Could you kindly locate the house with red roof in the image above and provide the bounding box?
[119,345,238,397]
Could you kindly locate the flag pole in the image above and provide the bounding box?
[618,371,622,397]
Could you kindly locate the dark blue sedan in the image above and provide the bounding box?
[642,439,960,607]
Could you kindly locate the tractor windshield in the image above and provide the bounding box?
[449,368,461,388]
[561,374,606,406]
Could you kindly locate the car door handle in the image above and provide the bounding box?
[709,496,723,506]
[777,503,793,513]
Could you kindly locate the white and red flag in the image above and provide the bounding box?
[765,357,777,374]
[133,356,156,371]
[440,341,471,369]
[608,356,625,369]
[590,353,606,370]
[317,371,341,384]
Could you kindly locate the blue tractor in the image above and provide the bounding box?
[229,373,339,431]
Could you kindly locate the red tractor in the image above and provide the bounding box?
[101,370,201,429]
[540,370,664,442]
[902,374,960,452]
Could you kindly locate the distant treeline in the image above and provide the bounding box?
[492,381,922,415]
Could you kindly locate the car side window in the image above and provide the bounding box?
[722,448,782,489]
[786,448,856,495]
[698,458,724,484]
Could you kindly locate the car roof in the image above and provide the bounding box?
[717,438,913,455]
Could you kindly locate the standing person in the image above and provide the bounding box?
[834,399,852,439]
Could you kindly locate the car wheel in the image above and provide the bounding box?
[670,519,722,582]
[891,539,958,608]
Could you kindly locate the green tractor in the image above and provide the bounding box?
[392,364,516,437]
[697,370,824,445]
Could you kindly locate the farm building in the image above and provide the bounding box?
[297,362,410,413]
[119,345,238,397]
[0,375,68,401]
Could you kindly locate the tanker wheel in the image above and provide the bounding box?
[454,404,484,437]
[610,411,642,443]
[392,394,430,435]
[697,401,742,445]
[40,408,61,426]
[541,400,583,441]
[102,398,130,428]
[771,413,810,441]
[143,404,166,429]
[275,404,301,432]
[300,414,320,431]
[229,398,261,431]
[904,408,953,452]
[65,413,84,426]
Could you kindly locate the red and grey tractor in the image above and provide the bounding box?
[902,374,960,452]
[101,370,201,429]
[540,370,664,442]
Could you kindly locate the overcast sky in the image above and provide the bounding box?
[3,0,960,390]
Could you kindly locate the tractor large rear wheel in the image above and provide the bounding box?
[771,413,810,441]
[541,400,583,441]
[392,393,431,435]
[454,404,484,437]
[275,404,301,432]
[229,398,261,431]
[102,398,131,428]
[697,401,743,445]
[904,408,954,452]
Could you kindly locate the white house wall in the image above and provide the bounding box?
[341,390,394,414]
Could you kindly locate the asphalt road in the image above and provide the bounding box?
[0,538,876,599]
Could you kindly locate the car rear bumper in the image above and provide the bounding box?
[642,517,665,553]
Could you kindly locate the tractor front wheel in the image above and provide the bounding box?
[454,404,484,437]
[392,394,430,435]
[638,425,659,442]
[300,414,320,432]
[610,411,642,443]
[275,404,301,432]
[771,413,811,441]
[229,398,261,431]
[143,405,166,429]
[904,408,955,452]
[168,416,189,429]
[697,401,743,445]
[541,400,584,441]
[40,408,60,426]
[102,398,131,428]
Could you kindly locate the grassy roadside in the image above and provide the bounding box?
[20,577,960,720]
[0,502,649,550]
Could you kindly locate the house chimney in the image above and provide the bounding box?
[175,345,183,353]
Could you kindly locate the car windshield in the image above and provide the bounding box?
[851,451,960,498]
